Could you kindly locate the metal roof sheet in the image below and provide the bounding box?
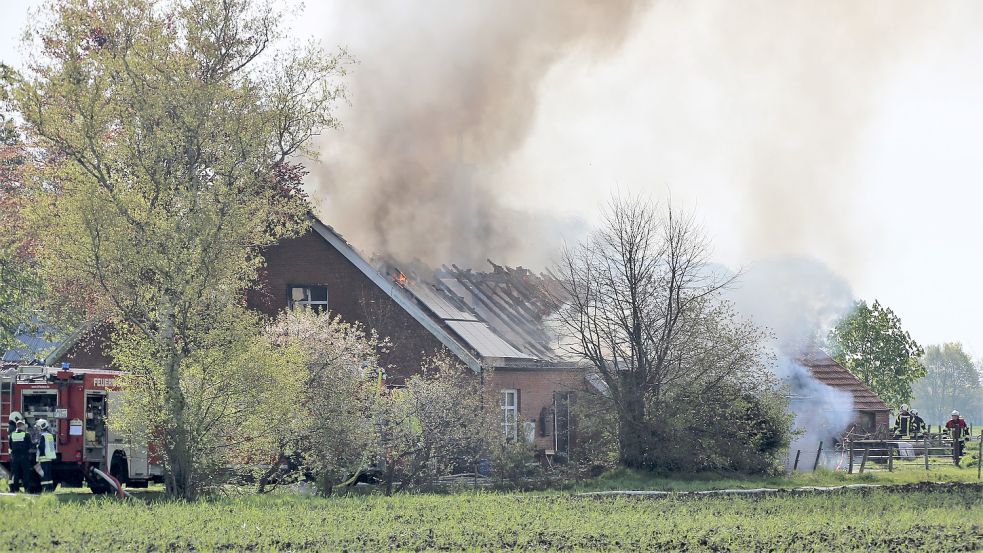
[445,320,534,360]
[406,282,478,321]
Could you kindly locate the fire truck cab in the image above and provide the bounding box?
[0,365,162,492]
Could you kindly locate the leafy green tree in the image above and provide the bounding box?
[827,300,925,409]
[263,309,387,496]
[912,343,982,425]
[264,311,497,497]
[374,355,497,495]
[7,0,348,499]
[0,113,44,351]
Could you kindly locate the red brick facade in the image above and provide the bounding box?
[56,222,588,454]
[246,230,448,380]
[486,368,585,451]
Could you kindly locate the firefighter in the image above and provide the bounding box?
[945,410,968,465]
[34,419,56,492]
[910,409,925,438]
[8,419,33,493]
[7,411,23,437]
[894,404,913,439]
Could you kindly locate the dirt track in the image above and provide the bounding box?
[576,481,983,498]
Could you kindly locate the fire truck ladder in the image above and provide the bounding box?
[0,375,12,456]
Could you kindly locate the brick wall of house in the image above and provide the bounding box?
[485,368,586,452]
[247,230,449,380]
[59,325,113,369]
[59,230,449,376]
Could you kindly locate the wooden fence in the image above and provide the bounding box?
[787,431,982,478]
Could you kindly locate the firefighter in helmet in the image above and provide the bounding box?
[7,411,23,437]
[910,408,925,439]
[8,418,33,493]
[894,404,913,439]
[945,410,968,465]
[34,419,56,492]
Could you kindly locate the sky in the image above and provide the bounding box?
[2,1,982,359]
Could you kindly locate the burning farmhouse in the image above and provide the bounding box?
[20,215,891,459]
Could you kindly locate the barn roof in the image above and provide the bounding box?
[378,258,576,369]
[797,347,890,412]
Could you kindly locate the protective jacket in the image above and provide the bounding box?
[911,415,925,437]
[37,431,56,462]
[8,429,31,459]
[947,418,968,461]
[8,429,33,493]
[894,412,913,437]
[946,417,967,438]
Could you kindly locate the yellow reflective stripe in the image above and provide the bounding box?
[38,433,56,461]
[10,431,27,441]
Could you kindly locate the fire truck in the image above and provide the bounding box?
[0,364,163,493]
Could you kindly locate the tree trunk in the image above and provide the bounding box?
[383,463,396,497]
[160,302,195,500]
[163,355,194,499]
[257,453,288,494]
[617,395,648,469]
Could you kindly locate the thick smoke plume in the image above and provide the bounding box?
[727,257,858,467]
[313,1,647,266]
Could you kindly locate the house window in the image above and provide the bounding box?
[288,285,328,312]
[554,391,574,456]
[501,389,518,440]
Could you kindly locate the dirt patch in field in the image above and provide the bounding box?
[576,481,983,499]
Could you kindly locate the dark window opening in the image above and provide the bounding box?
[554,391,574,456]
[288,285,329,313]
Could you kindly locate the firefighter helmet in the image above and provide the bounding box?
[8,411,23,424]
[901,404,910,412]
[34,418,49,431]
[952,410,960,417]
[911,409,918,416]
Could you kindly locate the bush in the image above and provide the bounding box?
[488,441,542,488]
[569,378,793,477]
[649,381,793,475]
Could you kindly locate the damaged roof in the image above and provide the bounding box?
[381,258,575,369]
[797,347,890,412]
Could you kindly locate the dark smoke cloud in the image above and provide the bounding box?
[312,0,648,267]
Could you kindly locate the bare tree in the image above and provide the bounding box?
[553,197,781,470]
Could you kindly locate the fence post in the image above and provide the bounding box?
[888,443,894,472]
[848,442,854,474]
[859,445,870,473]
[978,431,982,481]
[793,450,801,471]
[924,435,930,471]
[813,441,824,471]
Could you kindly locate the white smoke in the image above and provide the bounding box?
[727,256,858,468]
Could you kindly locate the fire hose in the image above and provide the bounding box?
[90,467,131,499]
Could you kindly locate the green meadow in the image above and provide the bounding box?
[0,468,979,552]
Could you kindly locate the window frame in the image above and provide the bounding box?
[501,389,518,441]
[287,284,329,312]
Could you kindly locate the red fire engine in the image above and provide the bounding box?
[0,364,163,493]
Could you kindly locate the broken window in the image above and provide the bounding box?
[501,389,518,440]
[288,285,328,312]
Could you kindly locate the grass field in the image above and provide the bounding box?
[0,468,979,551]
